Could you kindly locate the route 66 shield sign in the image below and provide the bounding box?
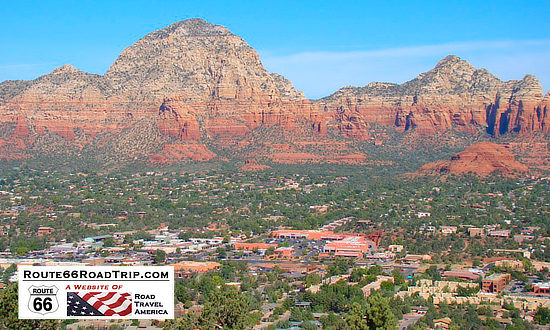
[28,285,59,315]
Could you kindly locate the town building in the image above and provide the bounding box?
[433,317,452,329]
[442,270,481,281]
[482,273,511,293]
[468,227,484,237]
[273,247,295,258]
[233,242,277,252]
[388,245,404,253]
[533,282,550,294]
[488,230,511,238]
[173,261,221,278]
[361,276,394,297]
[37,226,54,236]
[440,226,457,235]
[323,236,374,258]
[270,230,343,240]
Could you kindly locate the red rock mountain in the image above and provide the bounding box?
[0,19,548,163]
[317,55,549,138]
[417,142,529,177]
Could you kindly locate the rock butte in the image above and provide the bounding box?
[0,18,548,165]
[240,159,271,172]
[417,142,530,177]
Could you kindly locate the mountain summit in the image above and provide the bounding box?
[105,18,304,102]
[143,18,234,38]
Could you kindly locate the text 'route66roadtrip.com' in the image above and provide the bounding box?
[18,266,174,319]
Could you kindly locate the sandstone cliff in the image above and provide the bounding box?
[541,91,550,134]
[318,55,549,137]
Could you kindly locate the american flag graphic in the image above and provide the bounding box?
[67,292,132,317]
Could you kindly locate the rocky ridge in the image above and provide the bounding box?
[318,55,549,138]
[0,19,548,169]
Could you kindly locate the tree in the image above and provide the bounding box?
[391,269,405,286]
[535,307,550,325]
[350,267,368,282]
[522,258,534,273]
[305,273,321,287]
[345,294,396,330]
[103,237,115,247]
[328,259,353,276]
[301,320,318,330]
[346,303,369,329]
[425,266,441,280]
[456,285,479,297]
[0,283,58,329]
[163,310,201,329]
[320,312,347,329]
[2,264,16,283]
[200,287,252,329]
[367,265,383,276]
[153,249,166,264]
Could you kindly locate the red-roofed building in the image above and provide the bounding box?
[271,230,343,240]
[482,273,511,293]
[271,230,376,257]
[443,271,481,281]
[274,247,294,257]
[233,242,277,251]
[37,226,54,236]
[271,229,375,242]
[173,261,221,278]
[335,250,364,258]
[488,230,511,238]
[533,282,550,294]
[323,236,374,258]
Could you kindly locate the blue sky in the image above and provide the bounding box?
[1,0,549,98]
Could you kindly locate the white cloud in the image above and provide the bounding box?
[260,39,550,99]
